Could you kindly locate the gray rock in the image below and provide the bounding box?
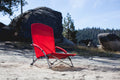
[98,33,120,51]
[56,37,75,46]
[0,22,6,28]
[8,7,75,46]
[0,22,15,41]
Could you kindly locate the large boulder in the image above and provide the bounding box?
[9,7,75,46]
[0,22,6,28]
[98,33,120,51]
[0,22,15,41]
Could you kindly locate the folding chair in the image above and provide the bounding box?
[31,23,76,68]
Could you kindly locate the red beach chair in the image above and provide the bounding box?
[31,23,76,68]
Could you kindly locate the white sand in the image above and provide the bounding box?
[0,44,120,80]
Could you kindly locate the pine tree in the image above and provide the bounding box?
[63,13,77,43]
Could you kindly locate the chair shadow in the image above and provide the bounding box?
[51,65,85,72]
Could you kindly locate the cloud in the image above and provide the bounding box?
[76,10,120,29]
[0,15,11,25]
[93,0,102,8]
[70,0,88,9]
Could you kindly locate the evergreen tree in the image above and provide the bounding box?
[76,27,120,45]
[63,13,77,43]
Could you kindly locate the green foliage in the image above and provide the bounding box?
[0,0,27,15]
[76,27,120,45]
[63,13,77,43]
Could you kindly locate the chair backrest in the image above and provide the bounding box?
[31,23,55,58]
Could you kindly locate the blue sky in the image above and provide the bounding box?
[0,0,120,30]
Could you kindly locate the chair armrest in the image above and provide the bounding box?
[32,43,43,51]
[32,43,48,57]
[55,46,67,54]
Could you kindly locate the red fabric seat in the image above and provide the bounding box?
[49,53,76,59]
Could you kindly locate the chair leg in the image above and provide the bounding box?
[31,47,37,65]
[51,55,74,67]
[68,57,74,67]
[50,59,58,65]
[30,58,38,65]
[46,57,53,68]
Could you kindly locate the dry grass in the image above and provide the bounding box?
[60,45,120,58]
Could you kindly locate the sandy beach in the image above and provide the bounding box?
[0,42,120,80]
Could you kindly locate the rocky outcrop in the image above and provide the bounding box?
[56,38,75,46]
[8,7,75,46]
[0,22,6,28]
[0,22,15,41]
[98,33,120,51]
